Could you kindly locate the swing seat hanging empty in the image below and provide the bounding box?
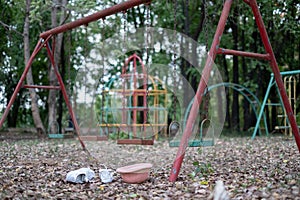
[169,119,215,147]
[115,53,155,145]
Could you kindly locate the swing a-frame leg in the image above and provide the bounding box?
[169,0,300,182]
[0,0,151,150]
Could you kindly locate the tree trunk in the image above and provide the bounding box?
[48,0,67,133]
[24,0,45,134]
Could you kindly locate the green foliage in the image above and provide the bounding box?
[190,161,214,178]
[0,0,299,132]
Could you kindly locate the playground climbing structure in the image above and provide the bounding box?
[252,70,299,139]
[0,0,298,182]
[97,53,168,145]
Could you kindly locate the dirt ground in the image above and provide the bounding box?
[0,134,299,199]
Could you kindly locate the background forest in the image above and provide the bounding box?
[0,0,299,135]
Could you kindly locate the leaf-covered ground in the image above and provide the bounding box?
[0,135,299,199]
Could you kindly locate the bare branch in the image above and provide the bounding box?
[0,21,24,36]
[59,11,70,26]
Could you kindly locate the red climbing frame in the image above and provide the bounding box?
[169,0,300,182]
[0,0,151,150]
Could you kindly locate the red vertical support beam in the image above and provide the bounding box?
[0,39,45,128]
[45,43,86,150]
[169,0,233,182]
[247,0,300,152]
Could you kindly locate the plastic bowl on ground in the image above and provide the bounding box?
[116,163,153,184]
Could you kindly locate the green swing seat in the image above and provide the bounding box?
[168,119,214,147]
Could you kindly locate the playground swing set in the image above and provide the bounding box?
[0,0,299,182]
[167,0,215,148]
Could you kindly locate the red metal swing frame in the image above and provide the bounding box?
[169,0,300,182]
[0,0,152,149]
[0,0,299,182]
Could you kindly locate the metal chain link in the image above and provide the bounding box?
[121,11,127,125]
[67,31,71,98]
[203,88,210,120]
[83,26,88,120]
[101,19,106,123]
[144,3,152,138]
[122,11,127,55]
[204,0,209,52]
[203,0,210,120]
[172,0,178,121]
[141,4,158,140]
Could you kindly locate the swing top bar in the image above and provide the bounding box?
[39,0,151,39]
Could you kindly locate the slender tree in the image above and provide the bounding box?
[24,0,46,134]
[48,0,67,133]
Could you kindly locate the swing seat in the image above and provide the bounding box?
[168,119,215,147]
[80,135,108,141]
[169,121,180,137]
[48,133,65,139]
[169,139,214,147]
[48,121,67,139]
[117,139,154,145]
[116,124,155,145]
[48,133,74,139]
[64,127,74,133]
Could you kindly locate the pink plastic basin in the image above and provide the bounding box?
[116,163,153,184]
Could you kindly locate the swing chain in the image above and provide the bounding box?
[172,0,178,121]
[121,11,127,124]
[145,3,151,132]
[204,0,209,52]
[122,10,128,54]
[145,3,151,59]
[203,0,210,120]
[83,26,88,119]
[202,88,210,121]
[101,19,106,123]
[67,31,71,97]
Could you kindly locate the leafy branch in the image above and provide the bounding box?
[0,21,24,36]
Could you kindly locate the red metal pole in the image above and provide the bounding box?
[216,48,271,61]
[23,85,61,90]
[40,0,151,39]
[0,39,45,128]
[45,43,86,150]
[169,0,233,182]
[247,0,300,152]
